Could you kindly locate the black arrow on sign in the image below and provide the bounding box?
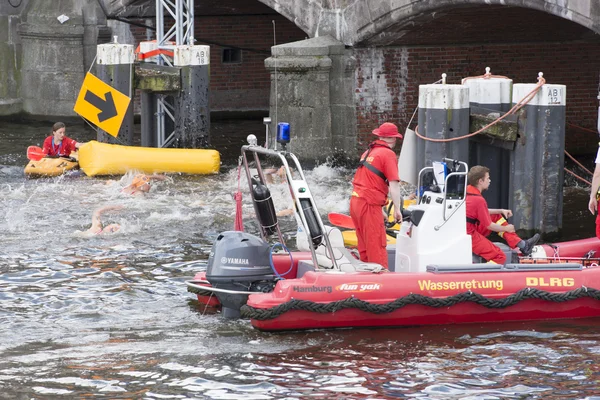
[84,91,118,122]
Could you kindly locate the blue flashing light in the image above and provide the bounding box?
[277,122,290,144]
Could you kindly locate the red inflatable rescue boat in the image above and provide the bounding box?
[186,143,600,331]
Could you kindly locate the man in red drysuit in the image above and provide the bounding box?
[350,122,403,269]
[587,142,600,238]
[466,165,540,264]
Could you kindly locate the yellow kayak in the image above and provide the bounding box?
[339,199,416,247]
[342,229,396,247]
[24,156,79,178]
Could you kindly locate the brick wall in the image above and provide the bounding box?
[128,13,600,155]
[355,42,600,155]
[129,15,306,113]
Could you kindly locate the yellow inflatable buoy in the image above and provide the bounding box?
[78,140,221,176]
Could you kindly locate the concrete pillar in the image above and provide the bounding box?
[17,0,85,116]
[510,81,566,235]
[416,83,470,173]
[0,1,25,115]
[329,48,357,161]
[138,40,159,148]
[464,74,514,209]
[173,45,210,148]
[464,76,513,112]
[265,36,349,162]
[141,91,157,147]
[96,40,135,145]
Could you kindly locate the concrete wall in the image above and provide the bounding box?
[264,36,357,163]
[16,0,108,117]
[261,0,600,46]
[102,0,600,46]
[0,0,28,115]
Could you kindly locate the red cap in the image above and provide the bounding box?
[372,122,402,139]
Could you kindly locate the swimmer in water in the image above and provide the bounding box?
[85,205,124,235]
[121,173,167,196]
[264,166,295,217]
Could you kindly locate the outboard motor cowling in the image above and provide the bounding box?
[207,231,273,282]
[206,231,276,318]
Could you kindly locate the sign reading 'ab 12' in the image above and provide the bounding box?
[73,72,131,137]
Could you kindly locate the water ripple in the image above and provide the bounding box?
[1,121,600,397]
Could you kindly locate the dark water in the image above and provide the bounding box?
[1,120,600,399]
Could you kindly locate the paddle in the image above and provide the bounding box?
[27,146,45,161]
[328,213,355,229]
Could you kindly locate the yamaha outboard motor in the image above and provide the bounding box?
[206,231,276,318]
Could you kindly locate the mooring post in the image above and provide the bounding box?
[464,69,513,113]
[511,76,566,234]
[95,37,135,145]
[140,91,157,147]
[416,77,470,173]
[137,40,160,147]
[173,44,210,148]
[463,70,514,209]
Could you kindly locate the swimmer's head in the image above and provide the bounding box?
[102,223,121,233]
[129,174,151,192]
[276,166,286,178]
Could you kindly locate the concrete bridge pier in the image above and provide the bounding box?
[17,0,85,117]
[265,36,356,162]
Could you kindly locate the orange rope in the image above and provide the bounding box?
[567,122,599,135]
[233,158,244,232]
[461,69,511,85]
[564,167,591,186]
[564,150,593,176]
[415,74,546,143]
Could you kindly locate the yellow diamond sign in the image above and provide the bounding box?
[73,72,131,137]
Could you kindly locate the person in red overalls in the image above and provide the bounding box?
[42,122,85,157]
[350,122,403,269]
[588,142,600,238]
[466,165,540,264]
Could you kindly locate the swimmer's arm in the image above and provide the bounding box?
[276,208,294,217]
[90,205,123,232]
[95,205,124,214]
[90,210,103,232]
[148,174,168,181]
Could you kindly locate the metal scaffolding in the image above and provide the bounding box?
[154,0,194,147]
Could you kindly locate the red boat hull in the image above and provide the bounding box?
[538,237,600,258]
[188,239,600,331]
[247,266,600,331]
[251,298,600,331]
